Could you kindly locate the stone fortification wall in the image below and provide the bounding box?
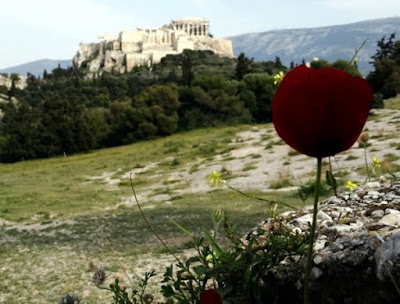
[73,18,233,75]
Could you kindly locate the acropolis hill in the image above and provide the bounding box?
[73,17,233,75]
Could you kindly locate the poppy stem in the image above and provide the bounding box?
[304,157,322,304]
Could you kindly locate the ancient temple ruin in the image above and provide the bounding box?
[73,17,233,75]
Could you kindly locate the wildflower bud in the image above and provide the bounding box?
[359,132,369,143]
[214,209,223,223]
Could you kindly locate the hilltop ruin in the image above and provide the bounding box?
[73,17,233,75]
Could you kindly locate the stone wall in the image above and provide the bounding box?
[73,18,233,76]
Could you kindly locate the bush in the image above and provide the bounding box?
[372,92,384,109]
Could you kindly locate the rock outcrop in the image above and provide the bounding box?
[73,17,233,76]
[245,181,400,303]
[0,74,27,90]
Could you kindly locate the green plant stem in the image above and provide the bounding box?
[130,173,182,264]
[226,184,297,210]
[349,39,368,64]
[304,157,322,304]
[363,142,371,182]
[328,157,338,197]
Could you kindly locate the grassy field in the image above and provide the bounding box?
[1,102,400,303]
[0,122,318,303]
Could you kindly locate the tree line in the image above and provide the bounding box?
[0,36,399,163]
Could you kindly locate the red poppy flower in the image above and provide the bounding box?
[200,289,223,304]
[272,65,373,158]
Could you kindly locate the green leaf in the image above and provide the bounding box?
[161,285,175,297]
[244,260,263,289]
[202,227,223,257]
[193,265,207,277]
[170,219,194,238]
[325,170,337,187]
[164,265,173,279]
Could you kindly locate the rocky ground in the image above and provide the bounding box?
[246,181,400,303]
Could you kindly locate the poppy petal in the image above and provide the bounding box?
[272,65,373,158]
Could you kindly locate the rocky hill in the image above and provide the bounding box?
[73,18,233,76]
[228,17,400,75]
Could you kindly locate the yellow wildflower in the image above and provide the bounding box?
[274,71,285,85]
[372,157,381,169]
[209,171,224,186]
[345,180,358,191]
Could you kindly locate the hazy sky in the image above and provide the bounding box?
[0,0,399,69]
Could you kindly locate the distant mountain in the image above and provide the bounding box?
[0,59,72,77]
[228,17,400,76]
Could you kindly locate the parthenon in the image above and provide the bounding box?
[73,18,233,75]
[169,18,210,37]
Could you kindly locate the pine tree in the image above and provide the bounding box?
[235,52,252,80]
[182,52,194,86]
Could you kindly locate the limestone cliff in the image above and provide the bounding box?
[73,17,233,75]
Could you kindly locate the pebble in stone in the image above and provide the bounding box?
[371,210,385,218]
[311,267,323,279]
[313,239,328,251]
[375,233,400,280]
[379,214,400,226]
[385,208,400,215]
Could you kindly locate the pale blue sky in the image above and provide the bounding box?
[0,0,399,69]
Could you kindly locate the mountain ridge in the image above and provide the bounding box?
[0,59,72,77]
[228,16,400,75]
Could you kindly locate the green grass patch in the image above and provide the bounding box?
[384,153,400,162]
[389,142,400,150]
[384,96,400,110]
[288,150,300,157]
[242,164,257,171]
[345,155,358,161]
[0,125,255,223]
[269,177,293,189]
